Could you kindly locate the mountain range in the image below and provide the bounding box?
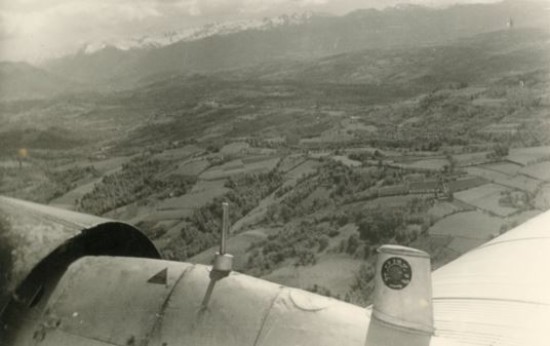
[1,0,548,101]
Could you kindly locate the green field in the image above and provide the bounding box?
[520,161,550,181]
[157,179,229,213]
[429,210,502,239]
[454,184,518,216]
[200,157,280,180]
[507,146,550,166]
[173,159,210,176]
[481,162,522,176]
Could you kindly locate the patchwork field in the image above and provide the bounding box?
[230,192,279,232]
[49,161,129,209]
[481,162,522,176]
[506,146,550,166]
[453,152,491,167]
[535,184,550,210]
[472,97,505,108]
[361,195,426,209]
[0,160,31,168]
[429,210,503,242]
[2,15,550,307]
[454,184,517,216]
[200,157,280,180]
[447,237,487,254]
[220,142,250,155]
[301,187,332,209]
[331,155,361,167]
[282,159,321,187]
[519,161,550,181]
[157,179,229,214]
[479,122,519,135]
[511,210,542,225]
[465,167,541,193]
[465,167,509,183]
[427,201,469,219]
[49,176,103,210]
[500,175,541,194]
[190,228,278,270]
[172,159,210,176]
[299,127,354,145]
[68,156,132,174]
[153,145,203,161]
[394,158,449,171]
[278,155,307,173]
[262,254,363,298]
[341,118,377,133]
[428,209,539,257]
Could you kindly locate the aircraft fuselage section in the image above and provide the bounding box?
[2,256,368,346]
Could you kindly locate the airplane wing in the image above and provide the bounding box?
[364,209,550,346]
[428,211,550,346]
[1,196,550,346]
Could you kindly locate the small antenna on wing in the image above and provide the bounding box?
[201,202,234,311]
[212,202,233,273]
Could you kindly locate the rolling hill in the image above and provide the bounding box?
[0,62,77,101]
[41,0,550,90]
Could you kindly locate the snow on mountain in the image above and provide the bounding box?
[79,12,318,55]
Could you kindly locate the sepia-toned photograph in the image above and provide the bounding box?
[1,0,549,345]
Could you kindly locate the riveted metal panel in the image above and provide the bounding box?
[33,329,117,346]
[151,266,283,346]
[255,288,368,346]
[38,257,190,346]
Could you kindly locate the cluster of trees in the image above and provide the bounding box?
[307,284,342,300]
[79,156,195,215]
[333,198,434,259]
[498,190,533,211]
[268,161,408,226]
[174,170,284,259]
[244,221,336,276]
[256,161,436,277]
[49,166,99,187]
[360,80,548,152]
[347,150,383,163]
[347,263,376,305]
[356,209,406,244]
[323,161,378,197]
[246,196,433,279]
[46,166,100,201]
[306,263,377,305]
[486,143,510,160]
[266,174,320,223]
[8,165,100,204]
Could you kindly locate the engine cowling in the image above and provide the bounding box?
[0,196,159,311]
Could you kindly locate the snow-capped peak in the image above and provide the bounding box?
[82,42,109,55]
[79,12,318,56]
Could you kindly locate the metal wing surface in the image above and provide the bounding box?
[2,196,550,346]
[427,210,550,346]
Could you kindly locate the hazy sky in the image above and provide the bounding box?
[0,0,503,63]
